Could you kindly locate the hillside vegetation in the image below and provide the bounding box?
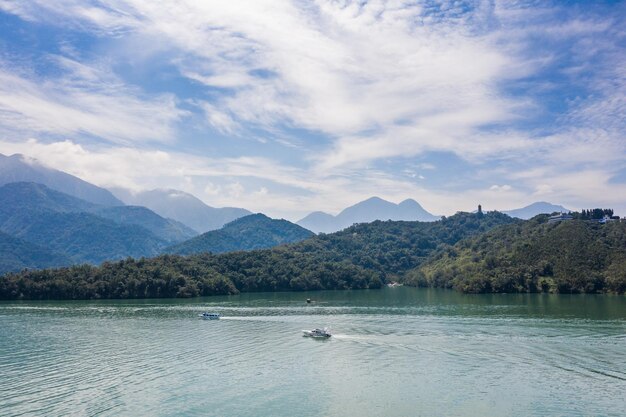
[404,216,626,294]
[0,252,379,300]
[0,232,71,273]
[0,182,196,268]
[166,213,314,255]
[293,211,517,277]
[0,212,517,299]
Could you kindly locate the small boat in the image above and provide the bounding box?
[199,312,220,320]
[302,328,331,338]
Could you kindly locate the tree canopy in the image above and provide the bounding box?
[1,211,517,300]
[404,216,626,294]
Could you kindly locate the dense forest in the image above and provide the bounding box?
[404,216,626,294]
[0,231,71,273]
[291,211,517,277]
[0,211,517,299]
[165,213,314,255]
[3,212,624,299]
[0,253,380,300]
[574,208,615,220]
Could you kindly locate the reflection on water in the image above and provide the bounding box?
[1,288,625,417]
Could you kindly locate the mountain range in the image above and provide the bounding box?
[110,188,251,233]
[0,182,197,271]
[297,196,440,233]
[166,213,314,256]
[0,153,251,233]
[0,153,123,206]
[502,202,571,220]
[0,231,71,273]
[2,152,576,232]
[0,211,523,299]
[0,152,585,277]
[0,182,311,274]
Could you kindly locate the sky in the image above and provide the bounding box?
[0,0,624,220]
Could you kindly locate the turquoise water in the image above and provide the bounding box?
[1,288,625,416]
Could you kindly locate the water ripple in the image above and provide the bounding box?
[1,289,625,417]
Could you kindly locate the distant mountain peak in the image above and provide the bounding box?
[110,187,251,233]
[364,196,386,203]
[399,198,421,207]
[297,196,438,233]
[0,153,123,206]
[223,212,269,227]
[166,213,313,256]
[306,211,333,216]
[503,201,571,220]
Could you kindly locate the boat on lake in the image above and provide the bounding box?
[199,312,220,320]
[302,328,331,338]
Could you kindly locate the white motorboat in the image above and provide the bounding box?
[199,312,220,320]
[302,328,331,338]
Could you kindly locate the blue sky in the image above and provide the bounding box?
[0,0,624,220]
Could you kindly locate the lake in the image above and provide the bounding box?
[1,288,625,417]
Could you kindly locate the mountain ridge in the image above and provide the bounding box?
[0,182,196,244]
[166,213,314,255]
[111,188,251,233]
[0,153,123,206]
[502,201,571,220]
[0,182,197,264]
[297,196,440,233]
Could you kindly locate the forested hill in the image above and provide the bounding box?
[0,182,197,269]
[165,213,314,255]
[404,216,626,294]
[0,212,517,300]
[291,211,518,277]
[0,231,71,273]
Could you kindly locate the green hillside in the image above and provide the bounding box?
[0,231,71,274]
[292,211,518,277]
[0,211,517,299]
[404,216,626,294]
[9,211,166,264]
[0,182,96,215]
[96,206,197,244]
[166,213,314,255]
[0,182,201,264]
[0,182,196,244]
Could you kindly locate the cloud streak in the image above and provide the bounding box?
[0,56,185,144]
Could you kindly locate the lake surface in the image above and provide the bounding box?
[1,288,625,417]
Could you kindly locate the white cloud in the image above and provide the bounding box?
[533,184,553,196]
[0,57,185,144]
[225,182,245,199]
[2,1,524,151]
[199,102,239,135]
[203,182,222,197]
[0,0,140,34]
[3,137,626,219]
[417,163,436,170]
[490,184,512,192]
